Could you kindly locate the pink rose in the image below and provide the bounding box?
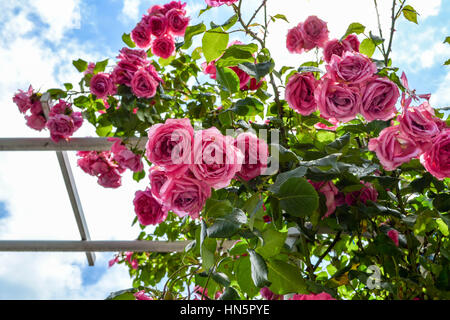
[361,76,399,121]
[134,291,152,300]
[323,39,347,63]
[234,132,269,181]
[117,48,149,67]
[133,188,168,226]
[97,168,122,189]
[314,117,340,131]
[108,256,119,268]
[310,180,339,218]
[345,182,378,206]
[205,0,238,7]
[327,51,377,84]
[286,26,305,54]
[260,287,284,300]
[84,62,96,75]
[166,8,189,36]
[315,78,361,123]
[149,166,169,201]
[342,34,360,52]
[90,73,115,99]
[112,61,139,86]
[229,66,251,90]
[145,14,168,37]
[190,128,243,189]
[369,126,421,171]
[131,22,152,49]
[72,112,83,130]
[47,114,75,143]
[148,5,168,16]
[164,1,187,13]
[160,174,211,219]
[398,102,442,150]
[420,129,450,180]
[290,292,336,300]
[25,114,47,131]
[387,229,399,247]
[30,101,43,115]
[109,138,144,173]
[77,151,112,176]
[242,78,265,91]
[12,85,34,114]
[125,252,139,270]
[300,16,329,49]
[151,35,175,59]
[131,69,159,98]
[285,72,318,116]
[202,61,217,79]
[146,118,194,177]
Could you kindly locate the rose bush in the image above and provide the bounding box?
[12,0,450,301]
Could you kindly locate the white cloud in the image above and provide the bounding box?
[431,70,450,108]
[121,0,144,23]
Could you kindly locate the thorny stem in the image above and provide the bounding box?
[313,231,342,272]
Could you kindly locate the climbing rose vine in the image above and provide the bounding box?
[12,0,450,301]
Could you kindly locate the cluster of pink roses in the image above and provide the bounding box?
[131,1,189,59]
[369,90,448,178]
[285,16,400,126]
[205,0,238,7]
[77,138,144,189]
[12,87,83,142]
[202,41,265,91]
[12,86,47,132]
[90,47,163,101]
[133,118,269,225]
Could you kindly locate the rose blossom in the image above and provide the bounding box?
[149,166,169,201]
[117,48,149,66]
[315,78,361,123]
[145,14,168,37]
[242,78,265,91]
[25,114,46,131]
[160,174,211,219]
[131,22,152,48]
[286,26,305,54]
[285,72,318,116]
[133,188,168,226]
[202,61,217,79]
[12,85,34,114]
[134,291,152,301]
[369,126,421,171]
[90,73,115,99]
[47,114,75,143]
[205,0,238,7]
[260,287,284,301]
[420,129,450,180]
[125,252,139,270]
[387,229,399,247]
[310,180,339,218]
[131,69,159,98]
[164,1,187,12]
[166,8,189,36]
[152,35,175,59]
[361,76,400,121]
[234,132,269,181]
[289,292,336,300]
[327,51,377,84]
[109,138,144,173]
[146,118,194,177]
[77,151,112,176]
[345,182,378,206]
[229,66,251,90]
[300,16,329,49]
[398,102,442,150]
[112,60,139,86]
[190,127,243,190]
[323,39,347,63]
[97,168,122,189]
[343,34,360,52]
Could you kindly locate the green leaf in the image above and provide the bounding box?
[342,22,365,40]
[267,259,307,295]
[202,27,229,62]
[444,59,450,66]
[238,61,275,82]
[436,218,449,236]
[326,133,351,153]
[220,14,238,31]
[216,66,240,93]
[248,250,271,288]
[64,83,73,91]
[216,46,255,68]
[403,5,418,24]
[182,23,206,50]
[272,14,289,23]
[133,170,145,183]
[106,289,137,300]
[47,88,68,99]
[94,59,109,74]
[297,66,323,74]
[73,59,88,73]
[230,97,264,116]
[275,177,319,218]
[122,33,136,48]
[218,286,240,300]
[235,256,259,297]
[360,38,376,57]
[207,208,248,238]
[444,37,450,45]
[269,167,307,194]
[256,226,288,259]
[200,221,216,270]
[96,124,113,137]
[212,272,231,287]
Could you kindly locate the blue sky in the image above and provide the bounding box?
[0,0,448,300]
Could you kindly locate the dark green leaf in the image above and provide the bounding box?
[212,272,231,287]
[235,256,259,297]
[230,97,264,116]
[207,208,248,238]
[218,286,240,300]
[216,66,240,93]
[276,177,319,218]
[267,259,307,295]
[433,194,450,213]
[326,133,351,153]
[269,166,308,194]
[216,46,255,68]
[248,250,271,288]
[238,60,275,82]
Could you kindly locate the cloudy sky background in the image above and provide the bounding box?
[0,0,448,300]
